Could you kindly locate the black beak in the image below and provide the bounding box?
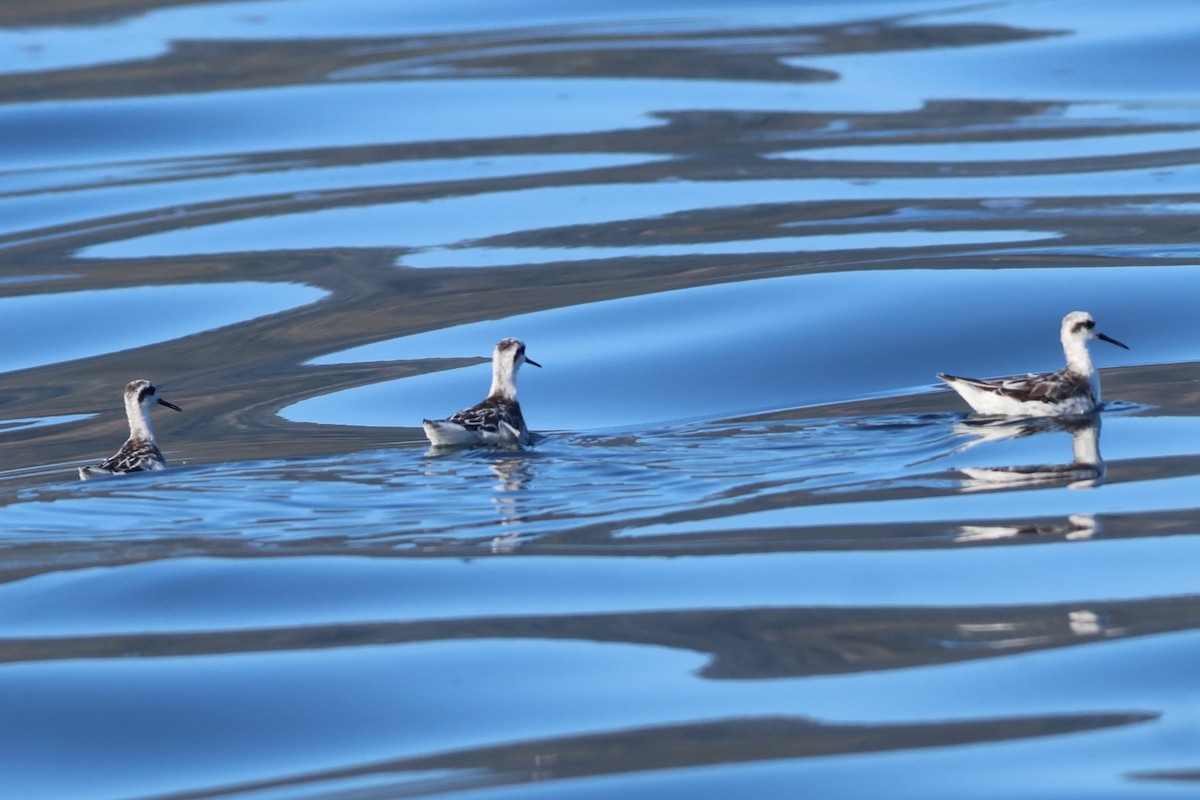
[524,357,542,368]
[158,398,183,412]
[1097,332,1130,351]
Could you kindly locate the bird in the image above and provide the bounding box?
[78,379,182,480]
[423,338,541,447]
[937,311,1129,416]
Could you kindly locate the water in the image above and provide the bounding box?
[3,1,1200,797]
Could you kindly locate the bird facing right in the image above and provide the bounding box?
[937,311,1129,417]
[78,379,182,480]
[423,338,541,447]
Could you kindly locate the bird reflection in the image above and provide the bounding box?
[1068,608,1112,637]
[953,606,1111,646]
[489,455,534,552]
[952,413,1103,543]
[955,513,1099,543]
[955,412,1104,491]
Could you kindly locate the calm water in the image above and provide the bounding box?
[4,1,1200,798]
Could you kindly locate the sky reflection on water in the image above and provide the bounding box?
[290,265,1195,430]
[0,153,666,237]
[78,163,1200,259]
[3,0,1200,798]
[0,282,324,373]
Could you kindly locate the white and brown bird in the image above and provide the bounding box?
[423,338,541,447]
[78,379,182,480]
[938,311,1128,416]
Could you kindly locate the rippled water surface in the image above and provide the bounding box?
[5,1,1200,798]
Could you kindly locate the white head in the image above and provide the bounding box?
[1060,311,1128,375]
[488,338,541,399]
[123,379,182,440]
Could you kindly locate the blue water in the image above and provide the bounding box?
[3,1,1200,798]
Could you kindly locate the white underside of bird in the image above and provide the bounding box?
[937,311,1128,417]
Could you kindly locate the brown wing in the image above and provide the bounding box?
[94,438,166,473]
[942,368,1090,406]
[1000,369,1090,405]
[447,396,527,435]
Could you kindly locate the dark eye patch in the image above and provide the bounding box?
[137,385,156,403]
[1071,319,1095,334]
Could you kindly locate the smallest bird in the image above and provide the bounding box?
[79,379,182,480]
[938,310,1129,417]
[423,338,541,447]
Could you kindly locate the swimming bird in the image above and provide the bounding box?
[423,338,541,447]
[938,311,1128,416]
[78,379,182,480]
